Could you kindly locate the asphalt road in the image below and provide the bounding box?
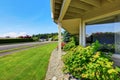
[0,41,51,51]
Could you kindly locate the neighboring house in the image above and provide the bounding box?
[39,38,47,42]
[40,38,53,42]
[48,38,52,41]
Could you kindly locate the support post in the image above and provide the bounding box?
[79,19,86,46]
[115,15,120,54]
[58,22,62,59]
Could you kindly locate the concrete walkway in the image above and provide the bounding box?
[45,49,67,80]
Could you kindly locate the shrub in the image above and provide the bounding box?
[32,37,39,41]
[63,37,76,51]
[52,35,58,41]
[62,41,120,79]
[98,44,115,53]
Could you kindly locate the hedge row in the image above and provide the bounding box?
[0,38,34,44]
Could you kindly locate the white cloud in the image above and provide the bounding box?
[0,32,27,38]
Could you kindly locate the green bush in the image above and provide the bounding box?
[51,35,58,41]
[98,44,115,53]
[63,37,76,51]
[32,37,39,41]
[62,41,120,79]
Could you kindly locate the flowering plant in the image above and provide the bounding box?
[62,41,120,79]
[63,37,76,51]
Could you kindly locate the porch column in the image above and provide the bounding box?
[58,22,62,58]
[79,19,86,46]
[115,15,120,54]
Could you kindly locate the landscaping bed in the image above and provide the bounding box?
[62,40,120,80]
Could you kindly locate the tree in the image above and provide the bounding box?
[63,31,71,42]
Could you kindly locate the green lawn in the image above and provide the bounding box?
[0,42,57,80]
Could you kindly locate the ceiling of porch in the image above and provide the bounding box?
[51,0,120,34]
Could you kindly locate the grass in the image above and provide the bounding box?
[0,42,57,80]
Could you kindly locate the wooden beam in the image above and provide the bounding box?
[64,14,80,19]
[67,10,84,15]
[55,0,62,4]
[68,6,86,14]
[58,0,71,21]
[84,0,120,22]
[64,14,82,19]
[66,12,82,17]
[54,14,59,18]
[80,0,101,7]
[63,15,73,19]
[106,0,114,3]
[55,3,61,8]
[55,11,60,14]
[51,0,55,19]
[85,10,120,23]
[64,15,81,19]
[70,0,93,11]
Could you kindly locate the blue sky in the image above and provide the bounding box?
[86,23,115,35]
[0,0,118,37]
[0,0,58,37]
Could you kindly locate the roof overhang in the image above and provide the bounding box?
[51,0,120,34]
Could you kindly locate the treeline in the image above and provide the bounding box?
[0,32,59,44]
[32,32,58,41]
[63,31,116,45]
[0,38,34,44]
[86,32,115,44]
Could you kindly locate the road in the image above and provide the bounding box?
[0,41,54,56]
[0,41,51,51]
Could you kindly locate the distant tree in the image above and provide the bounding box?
[24,35,32,38]
[52,35,58,41]
[32,32,58,41]
[32,37,39,41]
[19,35,32,39]
[63,31,79,45]
[19,36,24,38]
[63,31,71,42]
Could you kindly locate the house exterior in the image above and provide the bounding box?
[51,0,120,53]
